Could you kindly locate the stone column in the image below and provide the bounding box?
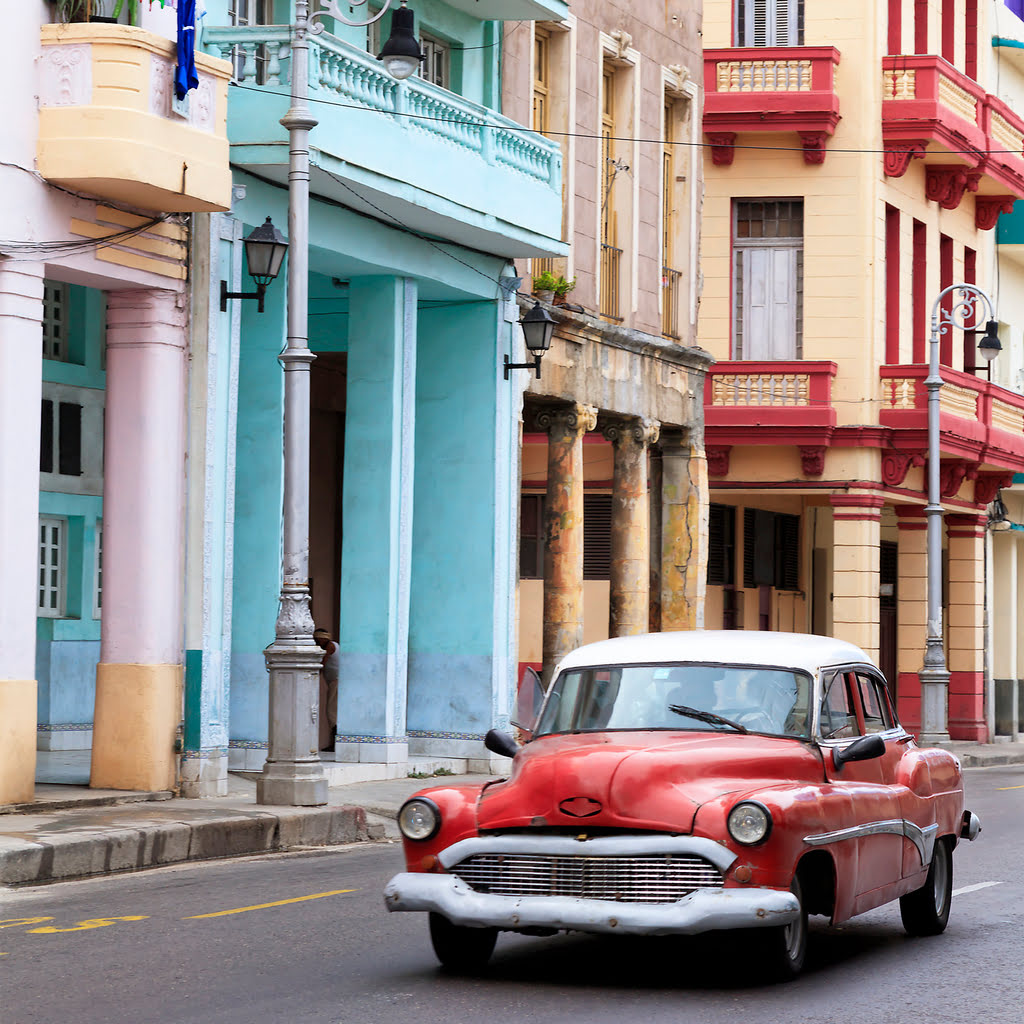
[0,262,44,805]
[946,512,987,741]
[895,506,928,733]
[991,530,1018,740]
[829,494,883,662]
[602,416,659,637]
[660,429,709,631]
[538,403,597,684]
[91,289,187,792]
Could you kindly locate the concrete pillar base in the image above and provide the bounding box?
[0,679,37,804]
[256,765,329,807]
[91,663,181,792]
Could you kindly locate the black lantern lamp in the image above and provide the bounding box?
[505,303,556,380]
[977,319,1002,363]
[220,217,289,313]
[377,0,424,81]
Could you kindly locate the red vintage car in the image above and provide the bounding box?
[384,631,981,979]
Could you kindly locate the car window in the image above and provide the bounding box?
[819,671,859,739]
[535,663,812,738]
[856,672,894,733]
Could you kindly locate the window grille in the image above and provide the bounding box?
[38,517,65,617]
[94,521,103,618]
[42,281,68,361]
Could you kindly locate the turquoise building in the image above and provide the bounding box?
[183,0,567,791]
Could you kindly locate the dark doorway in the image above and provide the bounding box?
[309,353,346,639]
[879,540,898,695]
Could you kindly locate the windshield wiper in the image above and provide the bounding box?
[668,704,748,734]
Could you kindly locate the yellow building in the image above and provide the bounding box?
[700,0,1024,740]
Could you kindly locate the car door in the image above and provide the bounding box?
[819,668,904,897]
[854,669,936,879]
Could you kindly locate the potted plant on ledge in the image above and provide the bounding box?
[532,270,576,305]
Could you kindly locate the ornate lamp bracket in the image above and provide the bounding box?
[310,0,392,32]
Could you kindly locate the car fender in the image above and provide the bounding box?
[398,782,490,871]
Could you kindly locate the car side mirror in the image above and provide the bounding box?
[484,728,518,758]
[832,733,886,770]
[511,666,544,739]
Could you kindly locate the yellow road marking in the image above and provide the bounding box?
[29,916,148,934]
[996,784,1024,790]
[185,888,355,919]
[0,918,53,930]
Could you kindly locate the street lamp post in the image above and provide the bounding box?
[919,283,1000,745]
[257,0,416,805]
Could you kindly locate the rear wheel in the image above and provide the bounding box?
[428,913,498,971]
[900,836,952,936]
[754,875,807,981]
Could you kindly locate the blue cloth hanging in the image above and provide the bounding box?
[174,0,199,101]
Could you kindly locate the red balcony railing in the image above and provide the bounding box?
[879,364,1024,473]
[881,55,1024,227]
[703,46,841,165]
[704,360,837,445]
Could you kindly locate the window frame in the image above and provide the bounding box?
[38,516,67,618]
[735,0,805,47]
[42,280,69,362]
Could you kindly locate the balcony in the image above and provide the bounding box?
[703,47,841,165]
[202,26,564,258]
[37,24,233,213]
[881,55,1024,228]
[879,365,1024,482]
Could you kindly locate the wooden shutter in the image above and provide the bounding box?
[40,399,54,474]
[584,494,612,579]
[708,504,736,586]
[742,247,798,360]
[774,513,800,590]
[743,507,756,588]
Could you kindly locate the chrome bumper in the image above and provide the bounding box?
[383,872,799,937]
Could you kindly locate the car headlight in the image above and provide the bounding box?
[397,798,441,841]
[727,801,772,845]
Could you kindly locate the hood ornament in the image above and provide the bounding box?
[559,796,602,818]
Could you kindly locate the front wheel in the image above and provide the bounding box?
[900,836,952,936]
[428,913,498,971]
[753,875,807,981]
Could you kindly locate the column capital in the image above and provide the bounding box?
[105,287,187,347]
[601,415,660,449]
[829,493,884,520]
[895,504,928,529]
[658,427,701,456]
[946,512,987,537]
[536,402,597,441]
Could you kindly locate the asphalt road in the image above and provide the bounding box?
[1,765,1021,1024]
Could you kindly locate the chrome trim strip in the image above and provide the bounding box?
[437,834,738,874]
[383,873,799,936]
[804,818,939,866]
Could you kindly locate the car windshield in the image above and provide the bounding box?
[534,662,812,739]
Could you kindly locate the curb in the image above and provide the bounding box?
[0,805,385,887]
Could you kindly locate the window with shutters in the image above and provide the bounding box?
[228,0,270,83]
[520,494,545,579]
[38,517,66,617]
[736,0,805,46]
[584,494,612,580]
[420,33,451,89]
[39,399,83,477]
[42,281,68,361]
[733,200,803,360]
[707,504,736,586]
[743,508,800,590]
[534,28,551,135]
[93,520,103,618]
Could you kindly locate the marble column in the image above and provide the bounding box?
[946,512,987,741]
[538,403,596,684]
[895,506,927,733]
[603,416,659,637]
[91,289,187,792]
[829,494,883,662]
[660,429,709,631]
[0,262,44,804]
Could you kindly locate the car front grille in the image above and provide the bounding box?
[450,852,724,904]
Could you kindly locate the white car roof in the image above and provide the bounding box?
[553,631,877,678]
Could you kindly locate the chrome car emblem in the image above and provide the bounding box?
[559,796,602,817]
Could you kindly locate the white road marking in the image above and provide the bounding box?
[952,881,1002,897]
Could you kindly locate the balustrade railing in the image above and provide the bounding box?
[662,266,682,339]
[601,243,622,320]
[202,25,561,186]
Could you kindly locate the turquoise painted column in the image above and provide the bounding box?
[182,211,243,795]
[407,301,513,767]
[336,276,417,764]
[228,262,287,770]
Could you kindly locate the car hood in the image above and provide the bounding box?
[477,731,824,834]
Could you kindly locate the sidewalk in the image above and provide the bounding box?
[2,741,1022,888]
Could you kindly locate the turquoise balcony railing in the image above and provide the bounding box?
[203,25,565,258]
